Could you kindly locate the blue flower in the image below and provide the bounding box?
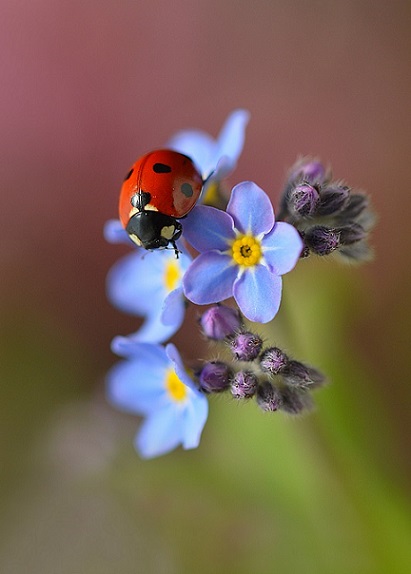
[182,181,303,323]
[107,339,208,459]
[167,109,249,181]
[106,239,192,343]
[104,219,130,245]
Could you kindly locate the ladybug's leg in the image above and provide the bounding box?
[171,240,180,259]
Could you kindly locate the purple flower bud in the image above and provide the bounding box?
[289,158,327,185]
[259,347,288,375]
[280,386,314,414]
[337,223,366,245]
[305,226,340,256]
[198,361,232,393]
[339,193,369,221]
[283,360,325,389]
[256,381,282,412]
[289,183,320,217]
[317,184,350,216]
[231,370,258,399]
[199,304,242,340]
[230,331,263,362]
[338,241,373,262]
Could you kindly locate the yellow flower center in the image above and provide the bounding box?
[231,235,262,267]
[163,259,181,291]
[165,368,187,402]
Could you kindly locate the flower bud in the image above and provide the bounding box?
[231,370,258,399]
[230,331,263,362]
[283,360,325,388]
[317,184,350,216]
[280,386,314,414]
[339,193,369,220]
[259,347,288,375]
[305,226,340,256]
[289,183,320,217]
[338,223,366,245]
[256,381,282,412]
[199,304,242,340]
[198,361,232,393]
[289,158,327,185]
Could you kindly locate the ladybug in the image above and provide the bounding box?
[119,149,203,257]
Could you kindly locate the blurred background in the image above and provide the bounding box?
[1,1,410,572]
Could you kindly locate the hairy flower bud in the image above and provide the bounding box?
[289,183,320,217]
[338,193,369,221]
[283,360,325,388]
[317,184,350,216]
[259,347,288,375]
[230,331,263,362]
[198,361,232,393]
[280,386,314,414]
[231,370,259,399]
[256,381,283,412]
[338,223,366,245]
[305,226,340,256]
[199,304,242,340]
[289,158,327,185]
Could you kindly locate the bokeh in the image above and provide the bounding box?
[1,1,410,572]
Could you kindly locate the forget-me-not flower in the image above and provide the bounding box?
[182,181,303,323]
[105,221,191,343]
[107,249,191,344]
[167,109,249,182]
[107,339,208,459]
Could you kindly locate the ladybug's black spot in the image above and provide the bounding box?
[181,182,194,197]
[153,163,172,173]
[124,168,134,181]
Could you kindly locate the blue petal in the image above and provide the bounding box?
[111,337,169,363]
[106,358,169,415]
[167,109,249,180]
[182,205,235,252]
[167,130,215,177]
[161,287,185,328]
[213,109,250,177]
[262,222,303,275]
[166,343,198,392]
[104,219,132,245]
[233,266,282,323]
[227,182,275,236]
[132,311,182,344]
[107,251,167,315]
[136,406,183,459]
[183,252,237,305]
[182,394,209,450]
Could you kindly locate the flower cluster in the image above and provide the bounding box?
[279,157,375,261]
[197,303,326,413]
[105,111,375,458]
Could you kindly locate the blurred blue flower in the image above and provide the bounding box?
[104,218,130,244]
[167,109,249,181]
[106,245,192,343]
[182,181,303,323]
[107,339,208,459]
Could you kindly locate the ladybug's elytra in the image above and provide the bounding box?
[119,150,203,257]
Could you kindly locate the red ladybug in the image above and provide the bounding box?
[119,149,203,257]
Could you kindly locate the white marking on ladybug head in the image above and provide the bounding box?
[128,204,158,220]
[129,233,142,247]
[161,225,176,240]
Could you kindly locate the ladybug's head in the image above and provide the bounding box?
[126,210,182,255]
